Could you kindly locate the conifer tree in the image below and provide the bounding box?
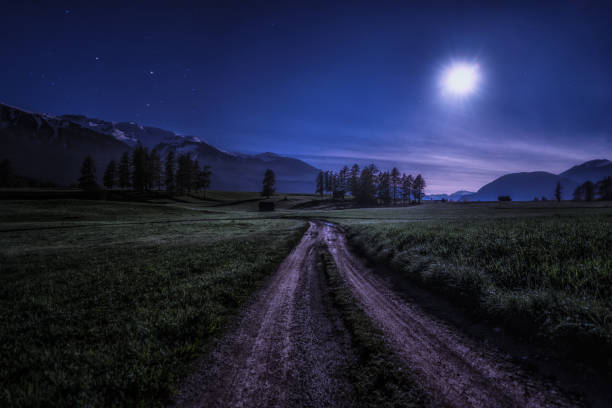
[316,171,324,196]
[349,164,360,197]
[413,174,426,203]
[390,167,400,204]
[78,156,98,190]
[262,168,276,198]
[118,151,131,189]
[197,164,212,198]
[103,160,117,190]
[149,150,163,190]
[165,150,175,193]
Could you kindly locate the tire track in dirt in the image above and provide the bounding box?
[175,221,353,408]
[321,221,577,408]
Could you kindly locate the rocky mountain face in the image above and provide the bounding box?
[0,104,129,185]
[0,103,320,192]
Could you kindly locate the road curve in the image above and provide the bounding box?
[175,221,353,408]
[321,221,575,408]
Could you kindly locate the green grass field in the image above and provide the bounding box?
[1,197,611,406]
[311,202,612,362]
[0,200,305,407]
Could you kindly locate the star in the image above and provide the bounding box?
[64,9,71,14]
[95,57,101,62]
[149,70,155,75]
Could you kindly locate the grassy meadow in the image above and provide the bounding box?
[1,196,611,406]
[0,199,306,407]
[309,201,612,363]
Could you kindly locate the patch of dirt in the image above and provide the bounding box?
[174,221,353,408]
[321,222,579,408]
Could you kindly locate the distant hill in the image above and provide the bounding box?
[0,103,320,192]
[424,190,475,201]
[463,160,611,201]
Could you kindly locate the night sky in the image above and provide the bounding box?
[2,1,612,193]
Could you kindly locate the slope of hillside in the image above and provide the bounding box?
[0,104,320,192]
[560,159,612,183]
[0,104,130,185]
[464,160,612,202]
[466,172,577,201]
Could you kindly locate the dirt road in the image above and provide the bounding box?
[321,222,574,408]
[177,221,577,408]
[175,221,353,408]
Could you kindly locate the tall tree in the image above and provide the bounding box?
[165,150,175,193]
[78,156,98,190]
[0,159,15,188]
[390,167,400,204]
[377,171,391,205]
[176,154,193,193]
[103,160,118,190]
[324,171,331,195]
[262,168,276,198]
[596,176,612,201]
[339,165,349,193]
[401,174,413,204]
[584,181,595,202]
[131,144,149,192]
[118,151,131,189]
[191,159,201,192]
[355,165,377,205]
[316,171,324,196]
[554,181,562,202]
[149,150,163,190]
[413,174,426,203]
[349,164,360,197]
[197,164,212,198]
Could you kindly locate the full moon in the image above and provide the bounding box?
[440,63,480,96]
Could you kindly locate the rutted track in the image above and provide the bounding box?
[176,221,579,408]
[175,221,353,408]
[321,222,576,408]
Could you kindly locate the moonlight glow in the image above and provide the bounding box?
[441,63,480,97]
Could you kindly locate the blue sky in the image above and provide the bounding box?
[2,0,611,193]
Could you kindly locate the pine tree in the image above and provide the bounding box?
[377,171,391,205]
[355,165,377,205]
[78,156,98,190]
[596,176,612,201]
[324,171,331,195]
[390,167,400,205]
[149,150,163,190]
[349,164,360,197]
[165,150,175,193]
[262,168,276,198]
[316,171,324,196]
[118,151,131,189]
[413,174,426,203]
[197,165,212,198]
[131,145,149,192]
[554,181,562,202]
[584,181,595,202]
[176,154,193,193]
[103,160,117,190]
[401,173,413,204]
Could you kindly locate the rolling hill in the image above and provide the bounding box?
[0,103,320,192]
[463,160,611,201]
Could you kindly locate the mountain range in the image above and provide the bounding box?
[461,159,612,201]
[0,103,320,192]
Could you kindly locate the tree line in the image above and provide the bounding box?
[78,146,212,195]
[315,164,426,205]
[572,177,612,202]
